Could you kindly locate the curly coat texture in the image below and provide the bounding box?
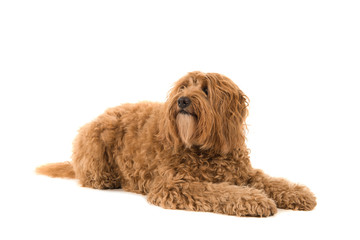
[36,71,316,217]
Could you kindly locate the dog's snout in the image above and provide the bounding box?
[178,97,191,109]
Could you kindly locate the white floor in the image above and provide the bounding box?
[1,164,357,240]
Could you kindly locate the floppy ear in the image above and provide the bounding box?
[205,73,249,154]
[221,88,249,153]
[157,83,180,152]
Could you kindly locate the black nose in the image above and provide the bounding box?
[178,97,191,109]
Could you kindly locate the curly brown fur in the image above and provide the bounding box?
[36,71,316,217]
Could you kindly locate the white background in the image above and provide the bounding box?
[1,0,359,239]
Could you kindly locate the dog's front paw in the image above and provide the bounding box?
[276,185,317,211]
[236,192,278,217]
[246,198,278,217]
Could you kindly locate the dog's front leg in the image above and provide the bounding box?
[147,181,277,217]
[247,169,317,211]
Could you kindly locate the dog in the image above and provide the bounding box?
[36,71,316,217]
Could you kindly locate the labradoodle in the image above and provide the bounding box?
[36,71,316,217]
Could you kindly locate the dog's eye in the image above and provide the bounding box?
[180,85,186,91]
[202,87,208,96]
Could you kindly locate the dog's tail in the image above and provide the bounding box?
[36,161,75,179]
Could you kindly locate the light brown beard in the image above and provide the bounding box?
[176,113,196,148]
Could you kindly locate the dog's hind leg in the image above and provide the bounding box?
[72,114,122,189]
[147,181,277,217]
[73,147,122,189]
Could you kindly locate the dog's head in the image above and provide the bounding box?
[162,71,249,154]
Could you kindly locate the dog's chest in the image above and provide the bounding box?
[175,155,242,183]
